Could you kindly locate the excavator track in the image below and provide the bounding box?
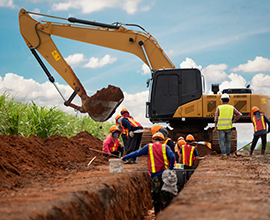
[211,128,237,153]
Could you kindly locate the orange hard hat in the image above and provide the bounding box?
[186,134,195,141]
[251,106,259,113]
[109,125,121,133]
[115,115,122,125]
[177,136,184,141]
[177,139,186,146]
[120,108,129,115]
[152,132,165,141]
[151,125,163,134]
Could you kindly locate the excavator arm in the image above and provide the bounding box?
[18,8,175,122]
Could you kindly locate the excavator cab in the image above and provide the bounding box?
[147,68,202,122]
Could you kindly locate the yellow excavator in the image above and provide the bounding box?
[19,9,270,152]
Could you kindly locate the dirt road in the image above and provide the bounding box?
[158,151,270,220]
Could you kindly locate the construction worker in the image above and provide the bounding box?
[175,136,186,163]
[213,93,242,159]
[121,132,176,215]
[115,114,143,164]
[151,125,175,152]
[103,125,123,158]
[249,106,270,156]
[179,134,199,180]
[119,108,134,151]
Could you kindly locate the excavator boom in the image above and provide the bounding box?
[18,9,175,121]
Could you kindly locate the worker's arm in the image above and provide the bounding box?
[166,146,175,170]
[121,144,149,160]
[263,115,270,132]
[213,107,219,132]
[232,108,242,123]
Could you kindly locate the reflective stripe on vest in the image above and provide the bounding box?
[253,115,266,132]
[127,118,142,127]
[182,145,195,166]
[217,104,234,130]
[164,138,172,145]
[175,144,180,157]
[148,143,168,173]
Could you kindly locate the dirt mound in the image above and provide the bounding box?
[0,131,107,191]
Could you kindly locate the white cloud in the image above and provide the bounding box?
[140,63,150,75]
[110,90,152,127]
[0,0,16,8]
[231,56,270,72]
[84,54,117,68]
[65,53,86,65]
[0,73,78,114]
[180,57,202,70]
[52,0,145,14]
[218,73,247,92]
[202,63,228,82]
[250,73,270,94]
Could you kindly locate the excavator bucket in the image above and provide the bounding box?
[83,85,124,122]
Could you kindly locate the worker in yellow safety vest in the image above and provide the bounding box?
[249,106,270,156]
[121,132,175,215]
[213,93,242,159]
[151,125,175,152]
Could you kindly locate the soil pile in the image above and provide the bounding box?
[0,131,107,192]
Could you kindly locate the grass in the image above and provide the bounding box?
[0,92,113,140]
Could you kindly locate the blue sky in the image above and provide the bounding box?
[1,0,270,146]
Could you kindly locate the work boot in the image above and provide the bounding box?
[261,150,265,155]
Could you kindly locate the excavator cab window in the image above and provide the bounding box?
[147,68,202,120]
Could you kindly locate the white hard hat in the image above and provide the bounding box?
[221,93,230,100]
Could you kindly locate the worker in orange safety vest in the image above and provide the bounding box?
[175,136,186,163]
[121,132,175,215]
[115,114,143,164]
[250,106,270,156]
[119,108,134,151]
[103,125,123,158]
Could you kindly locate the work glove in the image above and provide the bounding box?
[129,131,134,138]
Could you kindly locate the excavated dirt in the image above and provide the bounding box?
[0,132,152,220]
[0,131,269,220]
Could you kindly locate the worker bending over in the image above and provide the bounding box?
[103,125,123,158]
[151,125,175,152]
[121,132,176,215]
[250,106,270,156]
[116,114,143,164]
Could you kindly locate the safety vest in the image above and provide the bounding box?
[103,134,120,153]
[217,104,234,130]
[120,118,142,136]
[252,115,266,132]
[181,144,196,166]
[164,138,171,145]
[127,118,142,127]
[148,143,169,173]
